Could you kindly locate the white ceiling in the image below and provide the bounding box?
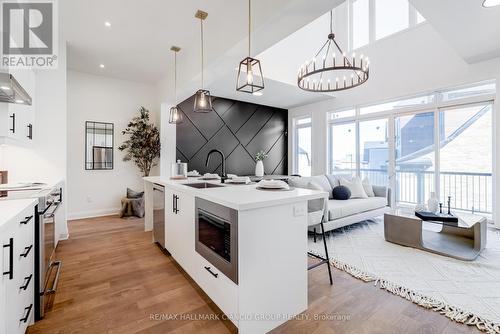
[62,0,345,109]
[63,0,500,109]
[63,0,285,83]
[410,0,500,63]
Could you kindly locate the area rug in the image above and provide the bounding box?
[308,220,500,334]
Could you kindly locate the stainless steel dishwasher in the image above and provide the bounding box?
[153,184,165,248]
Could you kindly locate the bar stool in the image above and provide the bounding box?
[307,197,333,285]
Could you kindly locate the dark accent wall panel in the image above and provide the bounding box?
[176,95,288,176]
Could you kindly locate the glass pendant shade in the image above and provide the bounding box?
[193,89,212,113]
[168,46,182,124]
[193,10,212,113]
[169,106,183,124]
[236,56,264,93]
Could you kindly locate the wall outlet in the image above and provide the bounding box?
[86,196,92,203]
[293,204,306,217]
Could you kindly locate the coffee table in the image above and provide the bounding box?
[384,210,487,261]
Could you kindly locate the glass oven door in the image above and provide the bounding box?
[197,209,231,263]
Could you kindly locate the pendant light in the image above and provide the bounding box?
[169,46,183,124]
[193,10,212,113]
[236,0,264,94]
[297,11,369,93]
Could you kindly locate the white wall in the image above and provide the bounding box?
[288,23,500,226]
[67,71,160,219]
[0,40,69,242]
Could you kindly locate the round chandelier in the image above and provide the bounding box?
[297,11,370,93]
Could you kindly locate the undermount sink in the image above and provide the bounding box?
[182,182,225,189]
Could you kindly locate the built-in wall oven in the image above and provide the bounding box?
[195,198,238,284]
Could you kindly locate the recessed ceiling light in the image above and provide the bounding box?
[104,21,111,27]
[483,0,500,7]
[252,91,263,96]
[0,86,10,90]
[99,64,105,69]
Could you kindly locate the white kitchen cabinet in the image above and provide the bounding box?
[164,188,196,275]
[0,199,36,334]
[0,69,35,146]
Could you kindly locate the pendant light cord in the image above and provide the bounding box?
[174,51,177,103]
[330,11,333,34]
[248,0,251,57]
[200,17,204,89]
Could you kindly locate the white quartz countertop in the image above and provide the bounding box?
[0,198,37,232]
[144,176,327,211]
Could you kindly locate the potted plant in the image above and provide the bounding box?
[254,150,268,177]
[118,107,161,177]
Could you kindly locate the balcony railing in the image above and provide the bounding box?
[359,168,492,214]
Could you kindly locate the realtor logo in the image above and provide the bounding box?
[1,0,58,68]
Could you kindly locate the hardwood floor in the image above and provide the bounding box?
[27,216,480,334]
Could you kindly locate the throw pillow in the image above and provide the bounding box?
[332,185,351,200]
[362,177,375,197]
[127,188,144,199]
[306,181,324,191]
[310,175,334,199]
[339,177,368,199]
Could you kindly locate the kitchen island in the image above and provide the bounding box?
[143,176,327,334]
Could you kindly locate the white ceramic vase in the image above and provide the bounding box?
[427,192,439,213]
[255,160,264,177]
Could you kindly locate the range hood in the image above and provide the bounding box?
[0,72,32,105]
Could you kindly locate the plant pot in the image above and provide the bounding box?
[255,160,264,177]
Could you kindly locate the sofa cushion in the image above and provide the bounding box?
[290,175,333,199]
[339,177,368,199]
[328,197,386,220]
[332,185,351,200]
[362,178,375,197]
[326,173,352,188]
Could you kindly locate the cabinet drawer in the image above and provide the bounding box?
[192,253,238,324]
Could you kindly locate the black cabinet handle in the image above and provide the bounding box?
[20,244,33,257]
[172,194,176,213]
[173,195,179,214]
[204,266,218,278]
[20,304,33,323]
[20,215,33,225]
[9,113,15,133]
[20,274,33,290]
[2,238,13,280]
[27,123,33,139]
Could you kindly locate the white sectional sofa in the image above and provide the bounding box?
[289,174,391,232]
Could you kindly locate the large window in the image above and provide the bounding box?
[327,81,495,217]
[351,0,370,50]
[439,103,493,213]
[395,112,435,206]
[328,122,357,175]
[293,117,312,176]
[359,119,389,186]
[349,0,425,50]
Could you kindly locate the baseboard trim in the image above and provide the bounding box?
[67,208,121,221]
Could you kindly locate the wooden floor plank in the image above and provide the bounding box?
[27,216,481,334]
